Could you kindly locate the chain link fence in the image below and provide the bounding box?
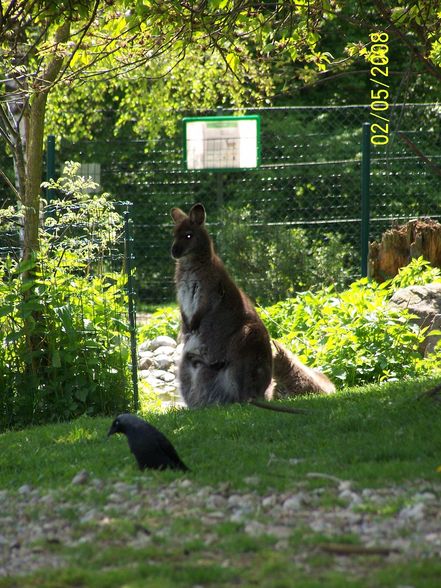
[58,103,441,306]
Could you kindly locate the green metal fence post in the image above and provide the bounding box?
[124,210,139,411]
[46,134,56,201]
[360,122,371,278]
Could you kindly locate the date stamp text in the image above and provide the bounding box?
[369,32,389,145]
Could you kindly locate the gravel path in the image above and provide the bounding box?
[1,473,440,579]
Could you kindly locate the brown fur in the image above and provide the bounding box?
[171,203,335,408]
[268,340,335,398]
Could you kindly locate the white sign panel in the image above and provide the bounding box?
[183,116,260,170]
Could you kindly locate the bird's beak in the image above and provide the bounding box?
[107,425,116,437]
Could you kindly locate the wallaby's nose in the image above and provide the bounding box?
[171,242,182,259]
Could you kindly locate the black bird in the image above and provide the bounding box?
[107,413,189,471]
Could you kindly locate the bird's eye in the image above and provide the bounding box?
[115,420,119,426]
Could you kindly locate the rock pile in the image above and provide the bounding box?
[138,335,184,407]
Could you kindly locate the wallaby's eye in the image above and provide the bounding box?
[185,232,193,240]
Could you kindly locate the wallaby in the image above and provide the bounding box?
[171,203,335,412]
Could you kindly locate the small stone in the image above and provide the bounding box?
[425,532,440,543]
[153,345,176,357]
[338,481,352,492]
[309,518,328,533]
[207,494,227,509]
[244,476,260,486]
[144,375,163,388]
[108,493,123,503]
[267,525,292,539]
[157,370,175,383]
[18,484,32,495]
[72,470,89,485]
[230,510,248,523]
[91,478,105,490]
[282,494,304,511]
[80,509,98,523]
[339,489,361,505]
[150,336,177,350]
[361,489,374,498]
[207,511,225,520]
[178,479,192,489]
[139,340,152,352]
[40,493,55,506]
[155,355,173,370]
[261,495,277,508]
[244,521,266,537]
[159,385,178,395]
[227,494,244,507]
[113,482,130,493]
[399,502,425,521]
[414,492,436,502]
[139,356,154,370]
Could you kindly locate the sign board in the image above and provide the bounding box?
[183,115,261,171]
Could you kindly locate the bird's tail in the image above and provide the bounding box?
[268,340,335,399]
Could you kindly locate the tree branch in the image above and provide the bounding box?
[0,168,20,200]
[397,131,441,179]
[372,0,441,82]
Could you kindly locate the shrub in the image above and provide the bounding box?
[138,306,180,342]
[0,163,132,429]
[218,205,357,303]
[260,258,441,387]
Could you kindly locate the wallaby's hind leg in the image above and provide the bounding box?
[178,356,240,408]
[178,331,272,407]
[221,328,273,403]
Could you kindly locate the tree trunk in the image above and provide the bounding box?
[22,92,47,262]
[12,21,71,395]
[21,21,70,263]
[368,218,441,282]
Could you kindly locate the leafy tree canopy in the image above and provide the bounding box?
[40,1,441,142]
[1,1,440,196]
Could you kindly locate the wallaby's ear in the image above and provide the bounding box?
[189,203,206,225]
[171,207,187,224]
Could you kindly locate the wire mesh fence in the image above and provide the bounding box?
[58,103,440,306]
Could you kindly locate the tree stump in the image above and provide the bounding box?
[368,218,441,282]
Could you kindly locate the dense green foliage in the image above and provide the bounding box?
[219,205,357,302]
[262,258,441,387]
[138,306,180,342]
[0,165,132,430]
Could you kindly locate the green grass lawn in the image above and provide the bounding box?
[0,376,440,587]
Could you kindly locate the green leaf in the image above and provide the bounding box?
[52,350,61,368]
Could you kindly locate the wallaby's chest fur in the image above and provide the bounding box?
[175,260,224,330]
[176,267,203,326]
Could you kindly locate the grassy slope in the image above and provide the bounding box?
[0,376,440,587]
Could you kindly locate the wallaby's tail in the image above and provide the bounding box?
[270,340,335,398]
